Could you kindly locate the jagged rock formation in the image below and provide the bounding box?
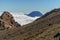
[0,11,21,40]
[0,11,21,30]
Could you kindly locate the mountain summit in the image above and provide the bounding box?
[27,11,43,17]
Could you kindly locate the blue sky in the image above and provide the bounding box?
[0,0,60,14]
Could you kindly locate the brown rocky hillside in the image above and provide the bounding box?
[0,11,21,40]
[8,8,60,40]
[0,8,60,40]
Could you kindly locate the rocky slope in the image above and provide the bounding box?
[0,11,21,40]
[8,8,60,40]
[0,8,60,40]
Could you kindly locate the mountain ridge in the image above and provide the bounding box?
[0,8,60,40]
[10,8,60,40]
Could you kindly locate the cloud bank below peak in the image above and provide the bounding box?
[11,12,40,26]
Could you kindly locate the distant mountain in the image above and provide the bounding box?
[27,11,43,17]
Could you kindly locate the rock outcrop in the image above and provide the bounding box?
[0,11,21,30]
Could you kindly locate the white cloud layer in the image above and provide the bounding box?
[0,12,40,26]
[11,12,40,26]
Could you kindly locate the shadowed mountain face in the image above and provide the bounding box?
[0,8,60,40]
[27,11,43,17]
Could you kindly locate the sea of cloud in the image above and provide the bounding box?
[11,12,40,26]
[0,12,40,26]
